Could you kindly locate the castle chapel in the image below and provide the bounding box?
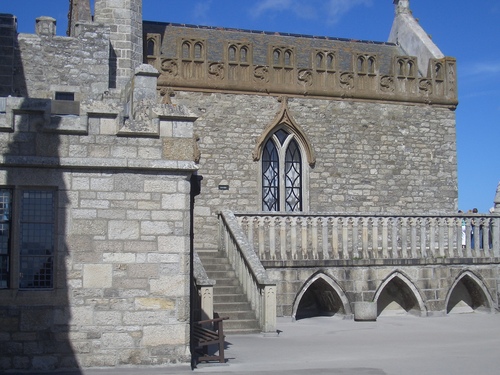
[1,0,499,372]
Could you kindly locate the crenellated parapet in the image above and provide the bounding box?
[144,23,457,107]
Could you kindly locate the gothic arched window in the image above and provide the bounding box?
[262,128,302,212]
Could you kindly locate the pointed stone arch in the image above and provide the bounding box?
[445,270,495,314]
[374,271,427,317]
[252,97,315,166]
[292,272,352,320]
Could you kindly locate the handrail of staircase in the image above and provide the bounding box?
[193,251,216,321]
[194,251,215,287]
[218,210,276,333]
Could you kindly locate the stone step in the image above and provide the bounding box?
[215,310,257,321]
[214,301,253,311]
[206,270,236,279]
[196,250,260,334]
[214,294,248,303]
[203,263,233,272]
[214,285,243,294]
[223,319,260,333]
[212,278,240,287]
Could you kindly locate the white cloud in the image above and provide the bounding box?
[325,0,373,24]
[461,62,500,78]
[193,0,213,23]
[252,0,372,24]
[253,0,316,20]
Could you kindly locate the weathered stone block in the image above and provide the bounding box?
[354,302,377,321]
[83,264,112,288]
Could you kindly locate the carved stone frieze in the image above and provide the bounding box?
[339,72,354,90]
[298,69,313,86]
[254,66,269,83]
[146,24,458,106]
[208,62,225,80]
[160,59,178,77]
[418,79,433,95]
[380,76,395,92]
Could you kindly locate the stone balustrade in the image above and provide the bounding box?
[218,210,276,333]
[235,212,500,264]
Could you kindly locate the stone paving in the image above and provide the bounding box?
[11,313,499,375]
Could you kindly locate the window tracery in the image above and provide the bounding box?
[356,54,377,75]
[254,98,315,212]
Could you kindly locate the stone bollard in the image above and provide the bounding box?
[354,302,377,321]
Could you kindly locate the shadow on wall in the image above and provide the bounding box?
[295,278,346,320]
[0,16,82,373]
[446,273,492,314]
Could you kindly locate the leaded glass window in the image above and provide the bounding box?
[262,129,303,212]
[19,190,55,289]
[0,189,11,289]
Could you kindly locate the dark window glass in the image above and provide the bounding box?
[19,190,55,289]
[0,189,11,289]
[262,129,303,212]
[262,139,279,211]
[285,140,302,212]
[55,92,74,101]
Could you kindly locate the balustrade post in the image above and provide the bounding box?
[420,218,427,258]
[482,218,490,257]
[331,218,339,259]
[465,218,473,257]
[391,218,399,258]
[456,217,464,257]
[301,218,308,259]
[279,217,287,260]
[261,285,277,333]
[473,217,481,256]
[248,216,255,252]
[312,217,319,260]
[199,286,214,321]
[269,217,276,260]
[362,217,369,259]
[410,217,417,258]
[401,217,408,258]
[382,218,389,258]
[429,218,436,257]
[438,217,446,257]
[351,217,359,259]
[290,217,298,260]
[445,217,455,257]
[321,218,330,260]
[258,217,266,259]
[372,218,379,257]
[342,218,349,259]
[492,216,500,257]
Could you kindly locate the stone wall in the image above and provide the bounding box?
[170,92,458,251]
[265,263,500,318]
[0,91,197,370]
[14,20,110,99]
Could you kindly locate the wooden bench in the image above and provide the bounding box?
[193,316,229,363]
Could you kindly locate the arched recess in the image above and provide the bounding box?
[374,271,427,317]
[252,97,315,167]
[445,270,494,314]
[292,272,352,320]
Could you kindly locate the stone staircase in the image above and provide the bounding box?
[197,251,261,334]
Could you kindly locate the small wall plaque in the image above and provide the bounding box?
[218,185,229,190]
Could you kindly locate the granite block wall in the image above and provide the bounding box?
[170,92,458,251]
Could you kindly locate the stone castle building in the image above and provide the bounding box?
[1,0,499,372]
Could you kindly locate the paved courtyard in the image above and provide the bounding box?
[193,313,500,375]
[8,313,500,375]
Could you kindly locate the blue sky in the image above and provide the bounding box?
[2,0,499,213]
